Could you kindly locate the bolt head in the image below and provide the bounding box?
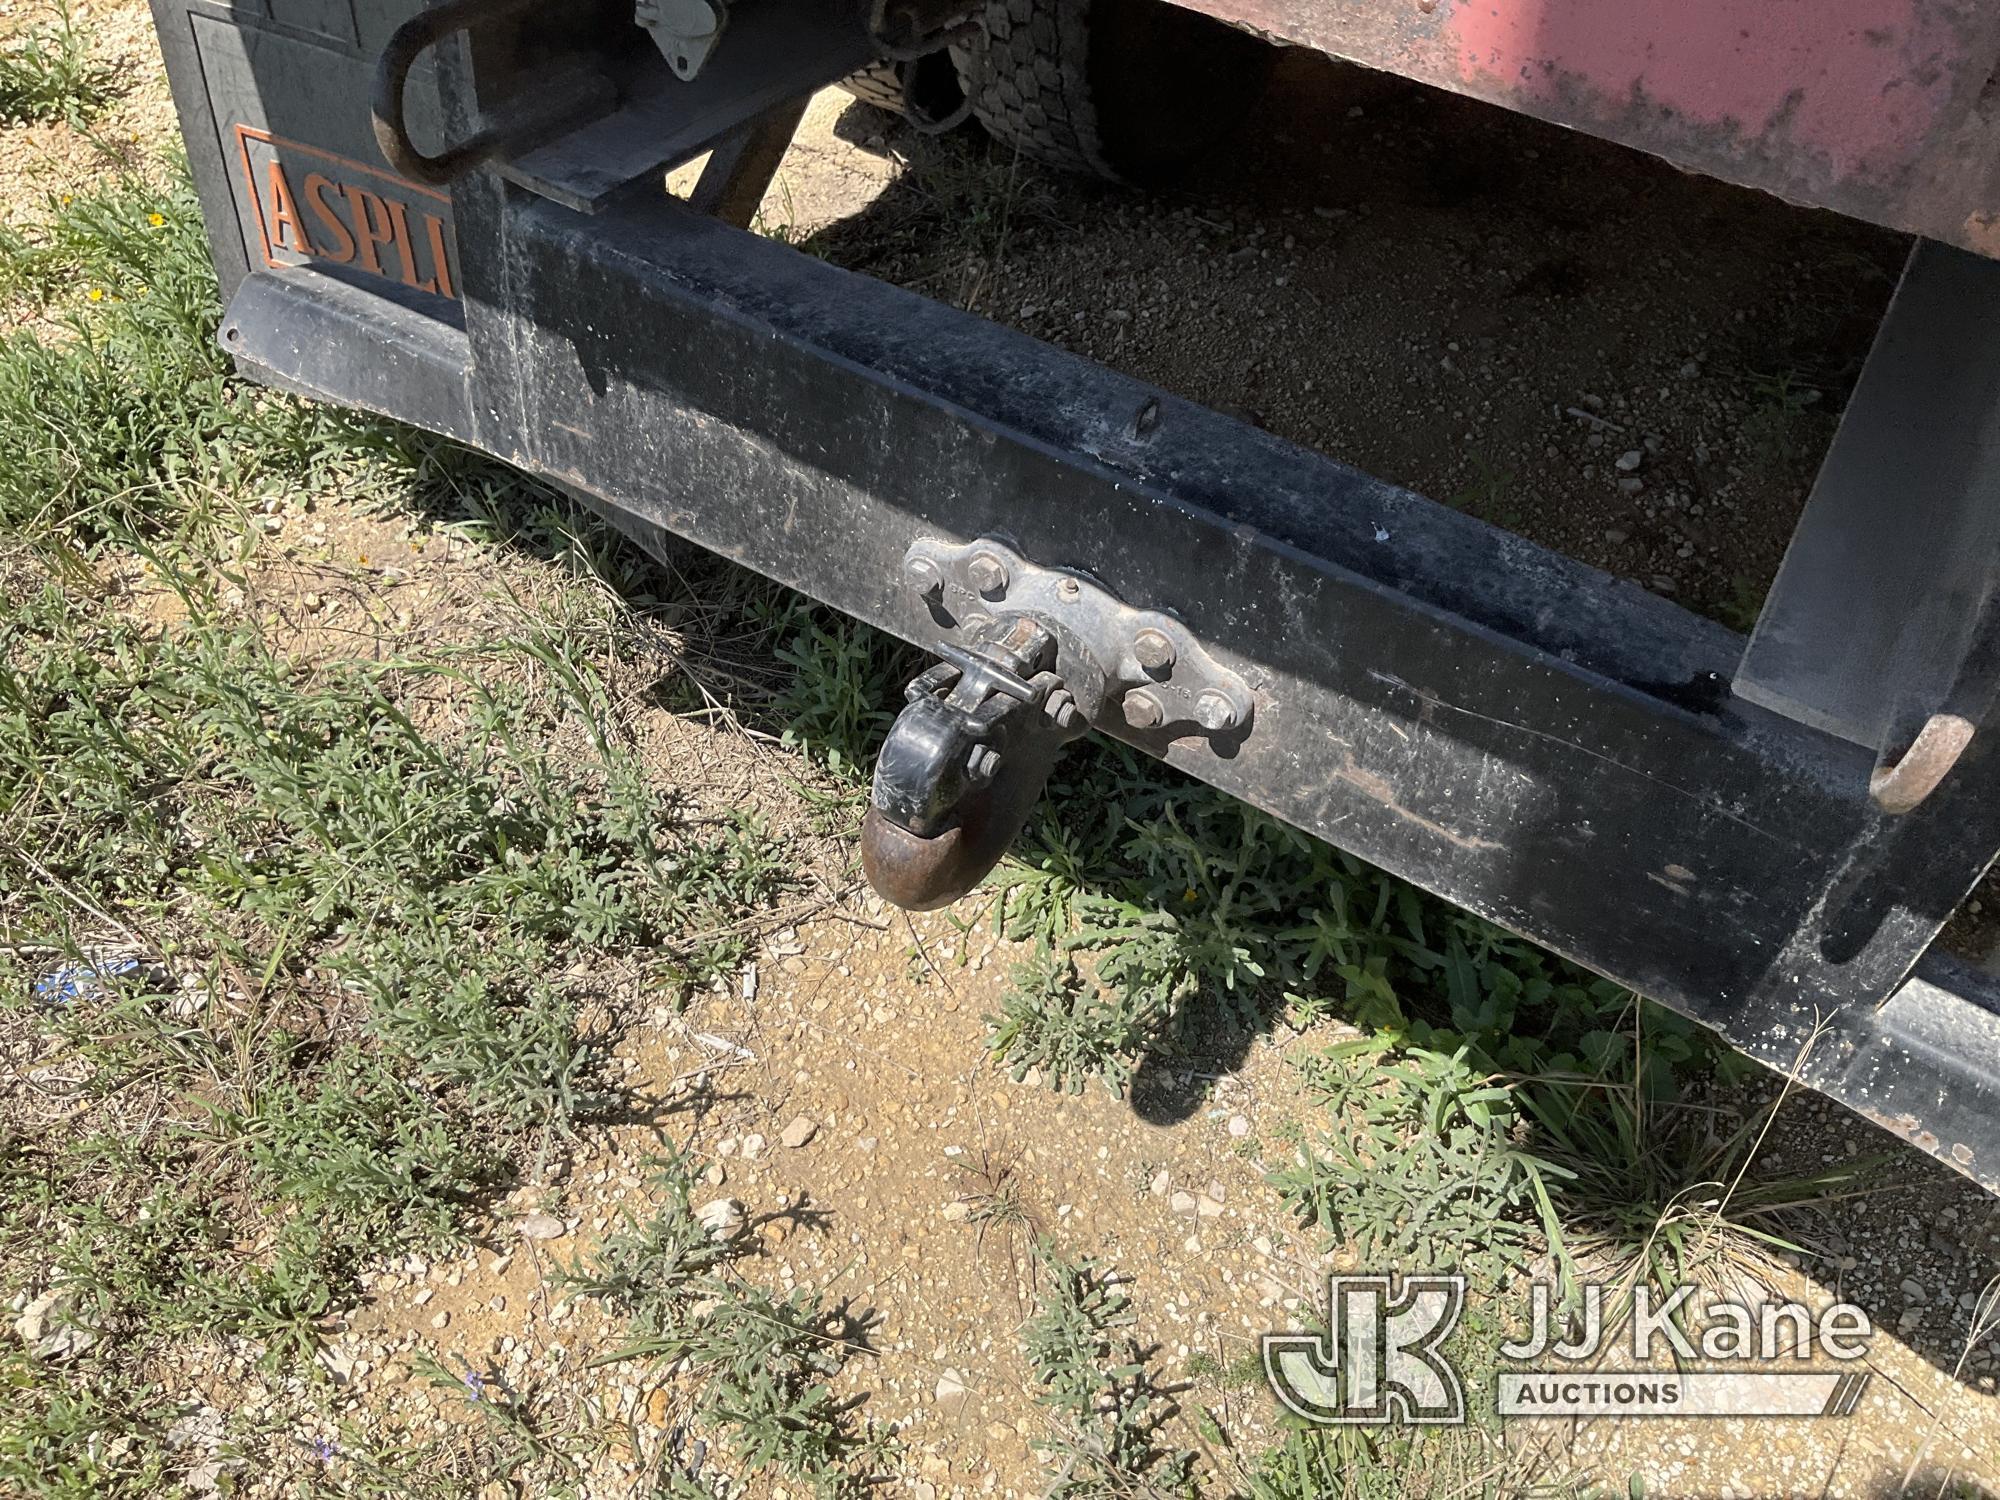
[967,552,1009,598]
[966,745,1002,782]
[1133,627,1176,674]
[1122,690,1164,730]
[1196,690,1241,734]
[904,554,944,598]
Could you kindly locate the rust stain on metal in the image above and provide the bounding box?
[1963,211,2000,255]
[1857,1104,1941,1157]
[1870,711,1975,813]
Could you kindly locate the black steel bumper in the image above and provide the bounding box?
[211,175,2000,1192]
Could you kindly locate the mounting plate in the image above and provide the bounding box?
[900,536,1256,744]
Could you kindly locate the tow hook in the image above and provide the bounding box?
[861,538,1255,910]
[861,618,1083,910]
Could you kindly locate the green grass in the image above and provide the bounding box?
[0,168,813,1495]
[1020,1241,1196,1498]
[0,2,117,128]
[1267,1039,1568,1286]
[562,1154,894,1493]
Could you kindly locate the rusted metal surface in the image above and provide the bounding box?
[1870,712,1976,812]
[1171,0,2000,258]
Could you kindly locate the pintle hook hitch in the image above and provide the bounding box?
[861,537,1256,910]
[861,618,1083,911]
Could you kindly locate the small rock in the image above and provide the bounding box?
[940,1200,971,1222]
[316,1345,357,1385]
[1615,450,1644,473]
[696,1198,745,1240]
[1900,1278,1927,1304]
[1150,1170,1171,1196]
[13,1290,55,1344]
[516,1213,565,1242]
[935,1368,970,1406]
[741,1133,766,1160]
[430,1310,451,1330]
[780,1116,817,1150]
[1169,1191,1199,1215]
[12,1288,96,1361]
[1603,528,1629,544]
[1197,1195,1225,1219]
[1227,1115,1251,1138]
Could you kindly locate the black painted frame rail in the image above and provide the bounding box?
[222,178,2000,1192]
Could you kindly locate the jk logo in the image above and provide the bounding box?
[1262,1274,1467,1425]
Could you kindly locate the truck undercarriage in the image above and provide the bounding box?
[150,0,2000,1193]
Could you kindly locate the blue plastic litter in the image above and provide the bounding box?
[32,957,141,1008]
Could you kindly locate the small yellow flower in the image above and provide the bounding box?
[87,288,104,302]
[147,213,165,228]
[60,195,72,206]
[1182,886,1199,904]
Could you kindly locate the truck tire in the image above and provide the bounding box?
[951,0,1271,184]
[840,54,974,135]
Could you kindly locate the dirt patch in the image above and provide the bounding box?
[783,51,1905,629]
[0,0,179,210]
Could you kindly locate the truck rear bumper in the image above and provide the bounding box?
[219,179,2000,1191]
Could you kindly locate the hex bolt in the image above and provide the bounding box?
[966,745,1002,781]
[1133,627,1176,674]
[1196,690,1241,734]
[903,554,944,598]
[1045,688,1079,732]
[967,551,1010,598]
[1122,689,1165,730]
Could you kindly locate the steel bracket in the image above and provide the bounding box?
[637,0,731,81]
[900,536,1256,744]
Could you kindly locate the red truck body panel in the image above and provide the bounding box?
[1178,0,2000,255]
